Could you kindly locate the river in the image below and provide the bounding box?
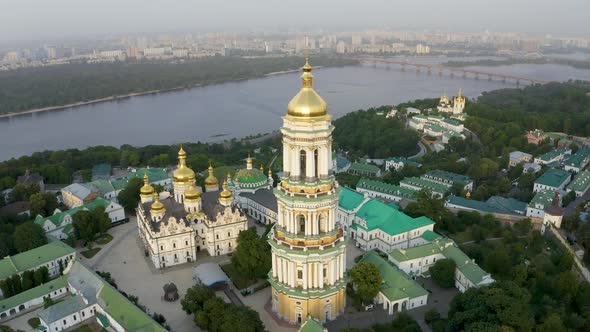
[1,56,590,161]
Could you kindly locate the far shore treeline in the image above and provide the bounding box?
[0,56,357,115]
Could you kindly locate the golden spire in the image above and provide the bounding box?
[246,153,252,169]
[173,145,195,183]
[260,164,264,172]
[219,179,232,203]
[227,171,232,181]
[205,161,219,190]
[287,46,327,118]
[268,168,272,176]
[140,171,155,196]
[458,88,462,98]
[150,192,165,213]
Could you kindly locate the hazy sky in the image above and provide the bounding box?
[1,0,589,41]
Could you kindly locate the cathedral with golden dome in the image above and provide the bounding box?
[136,147,248,269]
[437,88,466,115]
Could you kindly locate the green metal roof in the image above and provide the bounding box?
[91,164,111,181]
[442,118,461,126]
[421,230,443,242]
[339,187,366,211]
[98,283,166,332]
[355,199,434,236]
[388,239,453,262]
[34,197,111,229]
[0,241,75,280]
[349,163,381,173]
[0,276,68,312]
[529,190,556,210]
[400,177,450,194]
[423,170,471,185]
[442,245,490,285]
[356,178,418,199]
[86,179,115,195]
[536,147,571,162]
[298,316,324,332]
[359,251,428,302]
[447,196,513,215]
[535,168,571,188]
[424,123,444,133]
[38,295,87,324]
[568,170,590,193]
[234,168,268,185]
[126,168,170,183]
[485,196,527,213]
[564,148,590,168]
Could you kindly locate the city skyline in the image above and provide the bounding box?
[1,0,589,41]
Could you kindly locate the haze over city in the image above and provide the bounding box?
[1,0,589,41]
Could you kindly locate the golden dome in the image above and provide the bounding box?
[173,146,195,183]
[184,185,201,202]
[140,172,155,196]
[150,193,165,213]
[219,180,232,202]
[287,58,327,118]
[205,162,219,188]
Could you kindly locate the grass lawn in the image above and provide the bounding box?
[95,234,113,245]
[81,247,101,259]
[28,318,40,328]
[220,263,257,290]
[450,228,474,244]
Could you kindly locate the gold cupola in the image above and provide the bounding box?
[219,179,233,205]
[150,192,165,215]
[173,146,195,183]
[287,56,327,118]
[204,162,219,191]
[246,153,253,170]
[140,172,155,197]
[184,184,201,202]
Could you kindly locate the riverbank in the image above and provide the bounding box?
[0,56,358,117]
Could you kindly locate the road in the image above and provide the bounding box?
[408,142,426,160]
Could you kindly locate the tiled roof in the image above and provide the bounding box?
[360,251,428,302]
[535,168,571,188]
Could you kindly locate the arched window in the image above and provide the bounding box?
[300,150,306,178]
[314,149,319,179]
[298,214,306,234]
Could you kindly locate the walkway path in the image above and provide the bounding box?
[550,227,590,282]
[408,142,426,160]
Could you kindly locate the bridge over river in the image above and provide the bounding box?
[352,57,551,86]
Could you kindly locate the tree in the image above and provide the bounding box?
[448,281,535,332]
[21,270,35,291]
[10,274,22,295]
[92,206,112,235]
[390,312,422,332]
[117,177,143,211]
[430,259,457,288]
[181,284,215,314]
[231,228,271,281]
[13,221,47,253]
[43,296,55,309]
[73,210,95,243]
[350,262,382,304]
[29,193,47,217]
[536,313,566,332]
[34,266,49,286]
[0,232,13,257]
[42,193,58,215]
[0,279,11,297]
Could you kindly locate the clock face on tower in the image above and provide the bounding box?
[268,57,347,324]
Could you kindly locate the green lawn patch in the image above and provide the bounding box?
[28,318,40,329]
[220,263,257,290]
[81,247,101,259]
[95,234,113,245]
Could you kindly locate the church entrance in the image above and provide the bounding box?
[196,246,201,252]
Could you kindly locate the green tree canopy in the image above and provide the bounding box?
[350,262,383,304]
[230,228,271,281]
[117,177,143,211]
[13,221,47,253]
[429,259,456,288]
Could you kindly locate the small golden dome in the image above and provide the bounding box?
[184,185,201,202]
[219,180,232,202]
[150,193,165,213]
[287,58,327,118]
[173,146,195,183]
[205,162,219,188]
[140,173,155,196]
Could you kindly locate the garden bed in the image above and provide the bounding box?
[81,248,101,259]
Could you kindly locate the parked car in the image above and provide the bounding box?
[365,304,374,311]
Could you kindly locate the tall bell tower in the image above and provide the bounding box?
[268,55,347,324]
